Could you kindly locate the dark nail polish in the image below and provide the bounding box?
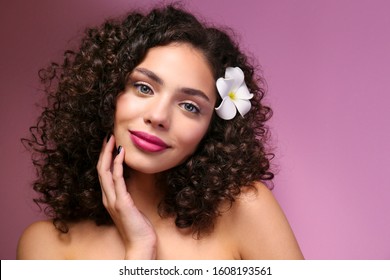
[106,133,112,142]
[117,146,122,155]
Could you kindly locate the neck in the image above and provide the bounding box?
[125,169,166,222]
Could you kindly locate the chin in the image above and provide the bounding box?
[124,162,174,175]
[124,153,192,175]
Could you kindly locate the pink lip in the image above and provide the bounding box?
[130,130,169,152]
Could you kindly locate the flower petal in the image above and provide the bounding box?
[215,97,237,120]
[233,98,252,117]
[235,82,253,99]
[225,67,244,89]
[216,77,235,98]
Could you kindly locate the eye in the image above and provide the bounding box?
[134,83,153,95]
[180,102,200,114]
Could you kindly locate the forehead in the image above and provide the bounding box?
[134,43,216,101]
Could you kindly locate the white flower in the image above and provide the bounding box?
[214,67,253,120]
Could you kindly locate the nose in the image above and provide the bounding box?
[143,96,171,129]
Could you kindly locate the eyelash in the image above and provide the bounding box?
[134,82,153,95]
[133,82,201,114]
[180,102,200,114]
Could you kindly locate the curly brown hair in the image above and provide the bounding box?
[23,4,274,235]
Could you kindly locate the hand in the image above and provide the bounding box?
[97,134,157,259]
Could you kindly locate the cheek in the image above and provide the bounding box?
[174,125,208,164]
[178,122,210,149]
[114,94,140,123]
[115,95,127,121]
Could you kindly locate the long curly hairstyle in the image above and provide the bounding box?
[23,4,274,235]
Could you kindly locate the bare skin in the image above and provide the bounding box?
[17,44,303,260]
[17,134,303,259]
[17,181,303,259]
[18,141,303,259]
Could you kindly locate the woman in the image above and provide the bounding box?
[17,4,303,259]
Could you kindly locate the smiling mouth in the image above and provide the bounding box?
[129,130,169,152]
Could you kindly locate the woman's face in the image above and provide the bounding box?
[114,43,217,174]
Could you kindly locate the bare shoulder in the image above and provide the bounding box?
[225,182,304,259]
[17,219,124,259]
[17,220,68,259]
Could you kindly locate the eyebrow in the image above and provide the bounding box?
[181,88,210,103]
[134,67,211,103]
[134,67,164,85]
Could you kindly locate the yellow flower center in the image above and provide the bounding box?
[228,91,236,100]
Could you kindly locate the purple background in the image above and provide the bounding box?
[1,0,389,259]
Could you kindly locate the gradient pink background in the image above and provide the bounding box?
[1,0,389,259]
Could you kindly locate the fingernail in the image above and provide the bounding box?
[117,145,122,155]
[106,133,112,142]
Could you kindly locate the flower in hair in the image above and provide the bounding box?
[214,67,254,120]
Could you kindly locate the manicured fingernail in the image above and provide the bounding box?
[117,146,122,155]
[106,133,112,142]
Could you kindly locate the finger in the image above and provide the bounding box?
[97,134,115,170]
[112,145,132,202]
[98,134,117,202]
